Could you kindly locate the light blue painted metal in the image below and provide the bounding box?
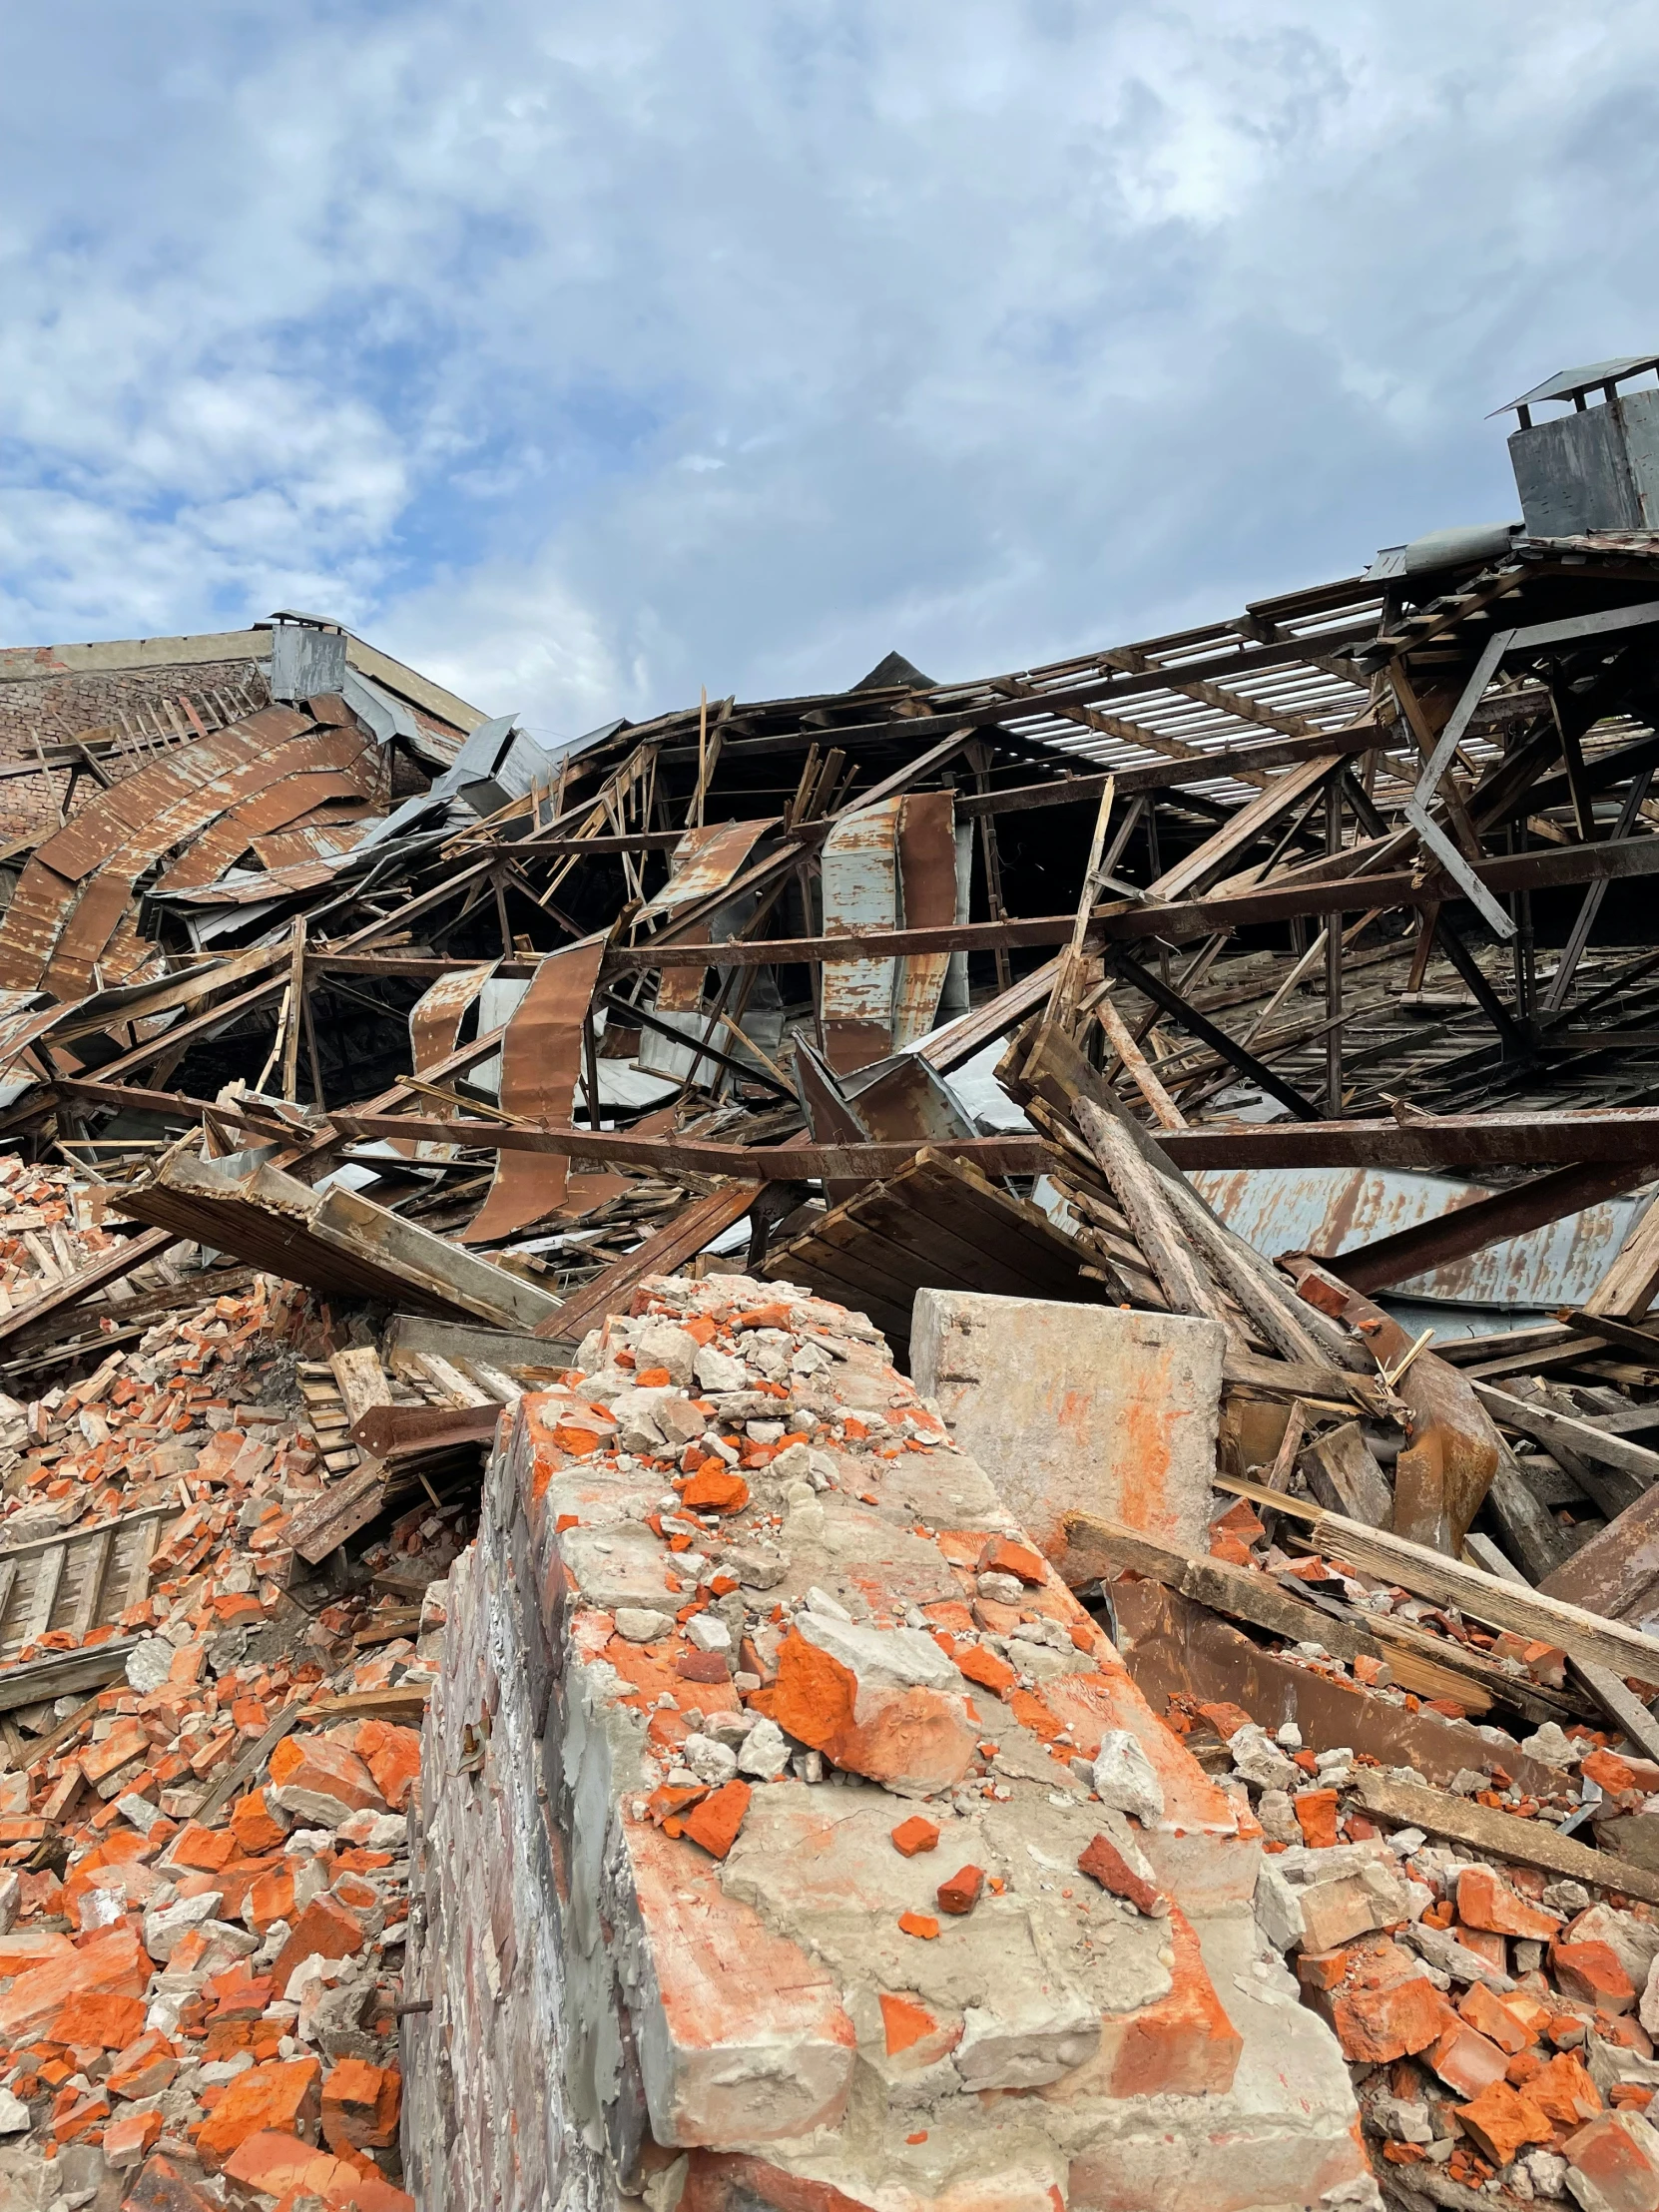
[1194,1164,1653,1310]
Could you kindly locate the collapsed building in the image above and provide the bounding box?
[4,366,1659,2208]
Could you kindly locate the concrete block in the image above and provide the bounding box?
[910,1290,1225,1562]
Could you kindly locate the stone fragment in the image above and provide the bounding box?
[910,1293,1225,1557]
[1090,1729,1164,1825]
[614,1608,674,1644]
[1257,1840,1427,1954]
[681,1734,739,1787]
[1229,1724,1297,1792]
[125,1638,175,1693]
[735,1718,790,1781]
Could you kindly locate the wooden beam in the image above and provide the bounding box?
[1353,1770,1659,1907]
[1214,1472,1659,1683]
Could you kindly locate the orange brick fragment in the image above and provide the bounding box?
[936,1866,984,1916]
[977,1536,1046,1586]
[680,1467,750,1514]
[1330,1974,1444,2063]
[271,1896,367,1998]
[1077,1832,1165,1918]
[1458,1980,1532,2055]
[1530,2050,1604,2127]
[890,1817,939,1858]
[168,1821,237,1873]
[1456,1865,1560,1940]
[1454,2079,1554,2167]
[230,1788,288,1857]
[898,1912,939,1939]
[320,2056,401,2152]
[1293,1790,1340,1849]
[196,2054,322,2171]
[878,1992,937,2056]
[680,1780,751,1861]
[47,1990,145,2050]
[1552,1938,1636,2015]
[106,2027,180,2100]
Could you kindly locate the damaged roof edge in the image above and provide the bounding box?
[0,626,489,735]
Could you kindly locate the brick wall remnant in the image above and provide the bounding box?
[403,1273,1376,2212]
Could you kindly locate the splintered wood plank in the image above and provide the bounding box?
[19,1544,66,1646]
[65,1525,114,1638]
[1353,1769,1659,1907]
[328,1348,394,1426]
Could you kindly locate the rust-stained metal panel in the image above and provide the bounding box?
[396,962,496,1159]
[460,936,608,1244]
[152,767,373,892]
[40,728,374,997]
[892,789,956,1049]
[30,707,312,884]
[0,711,351,992]
[249,819,370,870]
[1194,1164,1647,1309]
[820,798,901,1075]
[637,818,774,919]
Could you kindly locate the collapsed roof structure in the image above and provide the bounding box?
[7,371,1659,2208]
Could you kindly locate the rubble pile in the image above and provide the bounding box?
[0,1167,465,2212]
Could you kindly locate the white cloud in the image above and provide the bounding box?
[1,2,1657,726]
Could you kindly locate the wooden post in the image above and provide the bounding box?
[281,918,306,1103]
[1325,781,1343,1116]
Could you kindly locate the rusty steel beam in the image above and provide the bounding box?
[322,1106,1659,1179]
[1325,1162,1644,1294]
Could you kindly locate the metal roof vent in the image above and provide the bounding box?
[1494,355,1659,536]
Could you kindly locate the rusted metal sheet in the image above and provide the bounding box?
[1284,1253,1501,1554]
[43,730,373,997]
[0,716,369,993]
[1195,1164,1647,1309]
[638,818,775,918]
[394,962,496,1159]
[891,790,956,1049]
[249,819,369,869]
[459,935,608,1245]
[152,766,373,891]
[31,707,312,884]
[820,798,901,1074]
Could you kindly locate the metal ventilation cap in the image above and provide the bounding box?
[1491,357,1659,419]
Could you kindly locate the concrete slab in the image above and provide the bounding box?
[910,1290,1225,1567]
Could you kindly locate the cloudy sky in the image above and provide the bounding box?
[0,4,1651,739]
